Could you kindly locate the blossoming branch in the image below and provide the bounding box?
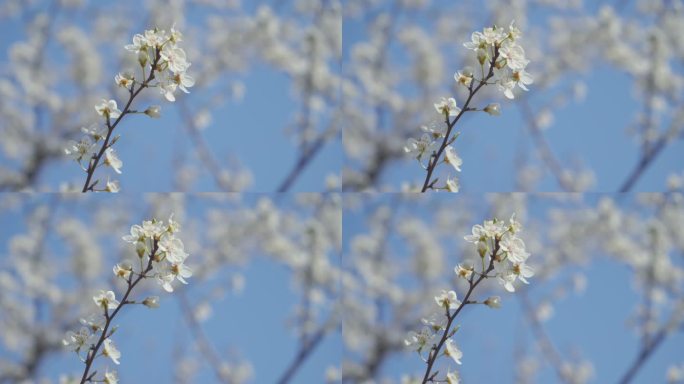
[404,22,533,193]
[62,215,192,384]
[64,26,195,193]
[404,215,534,383]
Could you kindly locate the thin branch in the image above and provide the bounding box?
[421,244,498,383]
[275,327,327,384]
[79,242,158,383]
[519,291,573,384]
[618,133,670,192]
[176,100,233,191]
[518,99,575,192]
[420,49,500,192]
[616,327,667,384]
[176,290,232,384]
[277,133,330,192]
[81,50,163,192]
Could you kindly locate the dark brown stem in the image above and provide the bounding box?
[616,327,667,384]
[81,50,162,193]
[420,49,500,192]
[420,243,498,383]
[78,241,158,384]
[276,327,327,384]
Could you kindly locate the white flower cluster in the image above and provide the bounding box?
[123,26,195,102]
[121,215,192,293]
[463,22,533,100]
[404,214,532,382]
[62,215,190,383]
[65,26,194,192]
[463,214,534,292]
[404,22,533,192]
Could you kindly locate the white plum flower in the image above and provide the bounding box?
[122,224,145,244]
[446,370,461,384]
[445,339,463,365]
[65,138,96,162]
[62,327,94,353]
[81,124,107,141]
[103,339,121,365]
[173,69,195,93]
[104,369,118,384]
[160,82,178,102]
[104,148,123,174]
[114,72,134,88]
[454,70,472,87]
[80,314,105,333]
[160,46,189,74]
[495,259,534,292]
[404,328,434,353]
[435,290,461,310]
[105,178,120,193]
[463,31,487,51]
[95,99,121,119]
[455,264,473,279]
[93,290,119,311]
[434,97,460,116]
[144,28,167,48]
[113,263,132,279]
[446,177,460,193]
[499,235,530,263]
[444,146,462,172]
[155,260,192,292]
[124,34,148,53]
[404,134,436,160]
[499,44,529,71]
[511,69,534,91]
[158,234,188,263]
[140,219,165,239]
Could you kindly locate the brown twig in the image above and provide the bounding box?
[78,241,158,383]
[420,49,500,192]
[421,243,498,383]
[81,50,163,192]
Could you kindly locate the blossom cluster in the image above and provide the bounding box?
[463,214,534,293]
[65,26,194,192]
[403,215,532,382]
[120,215,192,292]
[123,26,195,102]
[62,215,191,383]
[404,22,533,192]
[463,22,533,100]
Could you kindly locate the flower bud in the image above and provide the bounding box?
[144,105,161,118]
[483,103,501,116]
[138,50,149,67]
[142,296,160,308]
[484,296,501,309]
[136,241,147,258]
[477,49,488,65]
[477,241,488,258]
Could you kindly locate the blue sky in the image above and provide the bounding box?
[0,1,342,192]
[342,194,684,383]
[0,194,341,383]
